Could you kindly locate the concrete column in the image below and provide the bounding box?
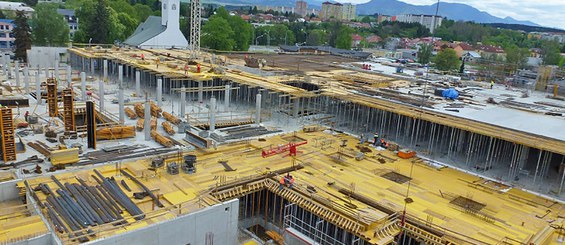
[293,98,300,117]
[156,78,162,107]
[24,65,29,93]
[90,59,94,74]
[7,56,11,78]
[255,94,262,124]
[67,65,72,87]
[81,72,86,101]
[224,85,230,110]
[14,61,19,87]
[135,70,141,97]
[180,86,186,118]
[99,80,105,111]
[35,72,41,105]
[198,81,203,102]
[44,66,48,77]
[54,61,59,81]
[118,86,125,123]
[118,64,123,85]
[2,54,7,75]
[103,59,108,81]
[144,100,151,141]
[209,97,216,132]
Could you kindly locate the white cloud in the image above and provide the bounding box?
[343,0,565,29]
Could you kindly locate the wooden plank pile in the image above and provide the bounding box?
[150,102,162,117]
[150,117,157,130]
[134,103,144,118]
[136,119,144,131]
[96,126,136,140]
[162,121,175,135]
[151,130,173,147]
[124,107,137,119]
[162,111,181,125]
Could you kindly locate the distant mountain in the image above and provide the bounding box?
[357,0,540,27]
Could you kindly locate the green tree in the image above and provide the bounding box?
[542,41,561,65]
[417,43,433,64]
[434,48,459,71]
[335,25,352,50]
[31,3,69,46]
[306,29,326,46]
[13,11,32,62]
[117,12,137,40]
[201,17,234,50]
[361,16,371,23]
[229,15,252,51]
[133,3,153,22]
[504,45,529,70]
[91,0,111,43]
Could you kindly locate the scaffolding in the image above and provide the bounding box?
[0,107,16,162]
[46,79,58,117]
[62,89,76,133]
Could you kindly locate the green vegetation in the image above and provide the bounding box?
[200,7,252,51]
[504,45,529,70]
[31,3,69,46]
[434,49,459,71]
[13,11,31,62]
[417,43,433,64]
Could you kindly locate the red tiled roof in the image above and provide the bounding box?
[477,45,505,53]
[457,43,475,51]
[351,34,363,41]
[366,35,382,43]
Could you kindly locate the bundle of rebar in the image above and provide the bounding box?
[96,126,136,140]
[40,174,144,242]
[151,130,173,147]
[124,107,137,119]
[162,121,175,135]
[162,111,181,125]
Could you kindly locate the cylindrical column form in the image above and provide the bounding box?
[98,80,105,111]
[198,81,203,102]
[224,85,230,110]
[209,97,216,132]
[118,87,125,123]
[90,59,95,74]
[67,65,72,86]
[103,59,108,81]
[14,61,19,87]
[118,64,123,85]
[135,70,140,97]
[144,100,151,141]
[81,72,87,101]
[255,94,262,124]
[180,86,186,118]
[35,71,41,104]
[293,98,300,117]
[2,54,7,75]
[156,78,162,107]
[24,65,29,93]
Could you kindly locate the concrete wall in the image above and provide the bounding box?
[87,199,239,245]
[9,233,54,245]
[0,178,20,201]
[27,47,68,68]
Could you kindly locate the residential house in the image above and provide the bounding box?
[452,43,475,58]
[0,19,13,50]
[477,45,505,60]
[351,34,363,47]
[366,35,382,47]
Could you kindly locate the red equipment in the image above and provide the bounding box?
[262,141,307,158]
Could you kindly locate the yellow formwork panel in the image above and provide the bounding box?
[163,190,196,205]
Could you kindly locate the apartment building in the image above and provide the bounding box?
[395,14,443,33]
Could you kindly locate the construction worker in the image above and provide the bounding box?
[380,138,386,148]
[184,64,189,75]
[140,53,145,60]
[359,133,365,144]
[196,63,201,73]
[156,58,160,68]
[288,175,295,189]
[490,80,494,89]
[373,132,379,146]
[279,176,285,190]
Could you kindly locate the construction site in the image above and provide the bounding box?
[0,44,561,245]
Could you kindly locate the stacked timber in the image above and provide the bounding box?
[96,126,136,140]
[136,119,144,131]
[162,121,175,135]
[125,107,137,119]
[151,130,173,147]
[162,111,181,125]
[150,117,157,130]
[150,102,162,117]
[50,148,79,166]
[134,103,144,117]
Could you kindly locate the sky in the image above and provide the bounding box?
[344,0,565,29]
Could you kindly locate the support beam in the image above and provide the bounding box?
[103,59,108,81]
[81,72,86,101]
[118,86,125,124]
[293,98,299,117]
[24,65,29,93]
[99,80,105,111]
[118,64,123,85]
[156,78,162,107]
[35,71,41,105]
[209,97,216,132]
[144,100,151,141]
[67,65,72,87]
[198,81,203,102]
[224,85,230,110]
[180,86,186,118]
[14,61,19,87]
[90,59,95,74]
[256,93,262,124]
[135,70,140,97]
